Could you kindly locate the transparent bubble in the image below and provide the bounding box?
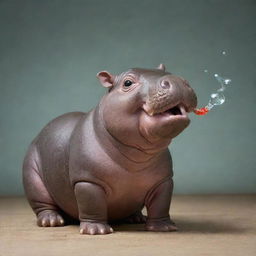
[217,87,225,92]
[214,73,231,84]
[214,74,231,92]
[204,69,208,73]
[222,51,226,55]
[206,103,214,110]
[209,93,225,106]
[224,78,231,85]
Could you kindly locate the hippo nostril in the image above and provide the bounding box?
[161,80,170,89]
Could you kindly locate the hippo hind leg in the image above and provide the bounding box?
[23,145,64,227]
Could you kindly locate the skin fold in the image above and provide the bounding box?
[23,64,197,235]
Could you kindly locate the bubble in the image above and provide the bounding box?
[217,87,225,92]
[222,51,226,55]
[209,93,225,106]
[224,78,231,85]
[194,72,231,115]
[204,69,208,73]
[206,103,214,110]
[214,74,231,90]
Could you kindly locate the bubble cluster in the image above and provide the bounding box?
[194,73,231,115]
[194,50,231,116]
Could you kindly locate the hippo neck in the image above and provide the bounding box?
[92,104,167,171]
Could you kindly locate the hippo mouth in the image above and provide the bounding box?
[162,105,182,115]
[143,103,188,119]
[140,103,190,140]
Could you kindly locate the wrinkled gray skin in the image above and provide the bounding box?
[23,64,197,235]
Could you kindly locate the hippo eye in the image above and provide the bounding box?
[124,80,133,87]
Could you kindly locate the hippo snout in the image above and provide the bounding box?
[144,74,196,116]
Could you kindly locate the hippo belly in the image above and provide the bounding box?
[105,166,171,220]
[105,173,150,220]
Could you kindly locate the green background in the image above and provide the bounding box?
[0,0,255,195]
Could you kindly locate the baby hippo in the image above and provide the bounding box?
[23,64,197,235]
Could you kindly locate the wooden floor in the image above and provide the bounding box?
[0,195,255,256]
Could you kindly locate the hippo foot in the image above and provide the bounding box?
[123,211,147,224]
[145,217,178,232]
[37,210,65,227]
[79,221,114,235]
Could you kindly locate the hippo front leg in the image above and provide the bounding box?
[74,182,113,235]
[145,177,178,232]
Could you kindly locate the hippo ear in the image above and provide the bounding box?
[157,63,166,71]
[97,71,115,88]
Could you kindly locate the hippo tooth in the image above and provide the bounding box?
[179,105,187,115]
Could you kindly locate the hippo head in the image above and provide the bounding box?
[97,64,197,153]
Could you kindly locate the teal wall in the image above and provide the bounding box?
[0,0,255,195]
